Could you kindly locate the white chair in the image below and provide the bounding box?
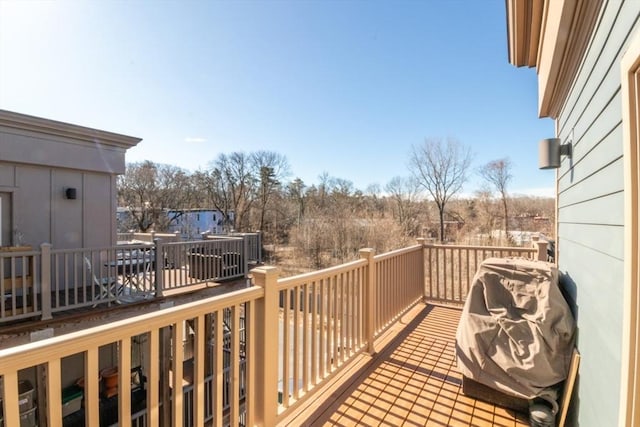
[84,257,119,305]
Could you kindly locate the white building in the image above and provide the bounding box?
[167,209,234,239]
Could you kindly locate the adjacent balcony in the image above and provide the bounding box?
[0,232,262,324]
[0,240,545,426]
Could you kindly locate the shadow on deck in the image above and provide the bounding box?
[286,304,529,427]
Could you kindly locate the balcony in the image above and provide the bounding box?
[0,232,262,324]
[0,240,545,426]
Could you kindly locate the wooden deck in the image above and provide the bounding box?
[286,304,530,427]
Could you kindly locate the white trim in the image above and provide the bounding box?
[0,109,141,149]
[619,26,640,427]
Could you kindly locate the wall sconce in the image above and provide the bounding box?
[539,137,572,169]
[65,188,77,200]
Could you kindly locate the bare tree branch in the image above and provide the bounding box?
[409,138,472,242]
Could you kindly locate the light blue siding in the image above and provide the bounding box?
[555,1,640,425]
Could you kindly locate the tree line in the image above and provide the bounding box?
[117,138,554,270]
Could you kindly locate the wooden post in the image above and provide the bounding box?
[416,238,427,303]
[243,235,250,278]
[359,248,376,355]
[40,243,52,320]
[251,266,279,427]
[45,359,62,427]
[154,238,164,297]
[119,338,132,427]
[532,235,548,261]
[2,371,20,427]
[85,347,100,426]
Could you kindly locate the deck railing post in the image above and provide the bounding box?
[251,266,279,426]
[416,238,427,303]
[359,248,376,355]
[243,235,250,277]
[40,243,52,320]
[154,238,164,297]
[532,235,548,261]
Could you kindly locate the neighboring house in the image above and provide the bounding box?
[489,229,538,246]
[507,1,640,425]
[0,110,140,249]
[167,209,234,239]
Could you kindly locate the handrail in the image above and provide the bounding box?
[0,286,262,367]
[426,242,537,252]
[424,242,539,305]
[277,258,367,289]
[373,244,422,261]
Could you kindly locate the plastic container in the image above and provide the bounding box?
[18,381,34,413]
[61,385,83,418]
[19,406,36,427]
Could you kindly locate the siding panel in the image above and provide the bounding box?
[554,2,640,426]
[559,238,623,426]
[0,163,16,187]
[558,223,624,261]
[558,119,623,192]
[558,191,624,225]
[558,156,624,208]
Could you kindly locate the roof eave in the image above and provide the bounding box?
[0,109,142,150]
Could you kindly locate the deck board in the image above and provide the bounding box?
[303,305,530,427]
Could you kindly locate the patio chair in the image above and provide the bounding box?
[84,256,119,306]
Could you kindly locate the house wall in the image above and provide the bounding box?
[0,111,139,250]
[555,2,640,425]
[0,161,118,249]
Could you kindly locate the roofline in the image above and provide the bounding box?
[506,0,544,68]
[506,0,603,118]
[0,109,142,149]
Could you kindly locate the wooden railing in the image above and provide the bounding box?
[160,238,247,292]
[0,240,550,426]
[271,257,369,418]
[0,286,259,427]
[0,243,427,427]
[229,233,262,264]
[120,231,263,265]
[423,240,545,305]
[1,246,42,321]
[372,245,425,337]
[0,237,255,324]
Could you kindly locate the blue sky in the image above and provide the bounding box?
[0,0,554,196]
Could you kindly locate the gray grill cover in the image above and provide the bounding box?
[455,257,575,399]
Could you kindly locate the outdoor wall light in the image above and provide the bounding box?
[539,137,572,170]
[65,188,77,200]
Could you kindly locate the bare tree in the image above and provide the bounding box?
[384,176,422,236]
[479,158,513,243]
[251,151,290,233]
[287,178,307,227]
[118,161,194,232]
[409,138,472,242]
[205,152,255,232]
